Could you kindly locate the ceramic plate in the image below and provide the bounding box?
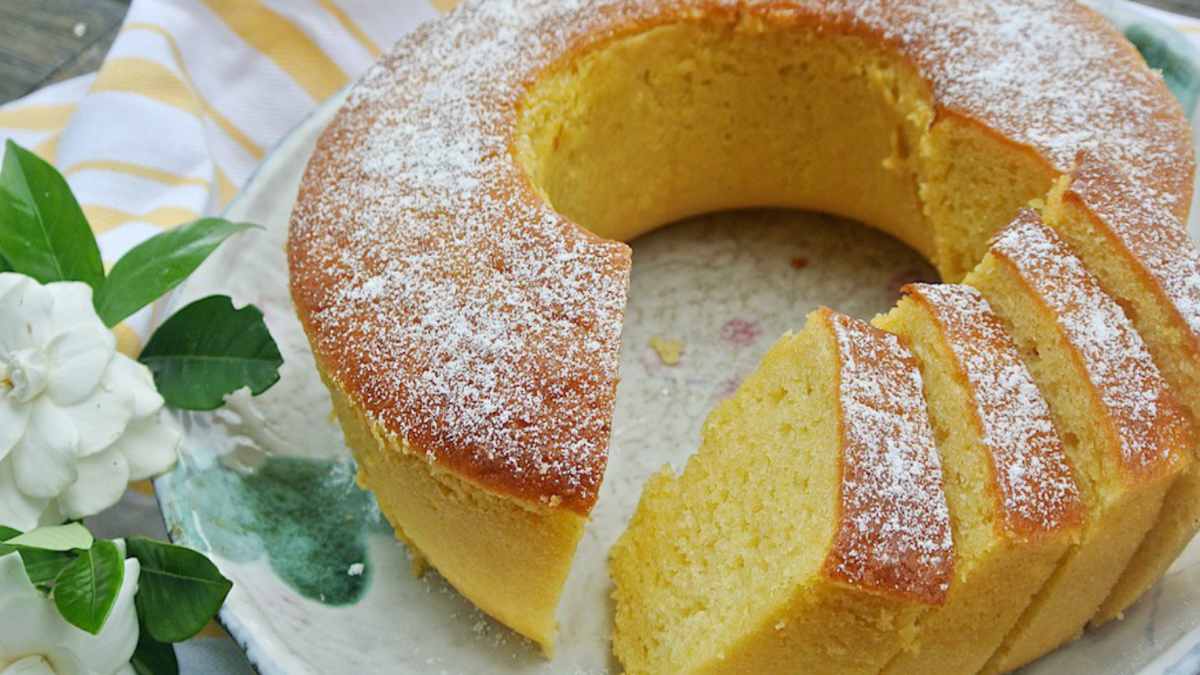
[155,6,1200,673]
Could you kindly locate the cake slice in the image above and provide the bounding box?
[1042,157,1200,623]
[965,210,1190,673]
[873,283,1084,675]
[609,308,952,675]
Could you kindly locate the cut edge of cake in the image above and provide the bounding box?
[1042,157,1200,624]
[873,283,1084,675]
[609,308,951,675]
[965,209,1190,672]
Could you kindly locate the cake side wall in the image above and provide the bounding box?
[320,368,585,654]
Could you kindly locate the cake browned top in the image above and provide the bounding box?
[904,283,1084,540]
[991,210,1190,481]
[288,0,1192,513]
[822,310,953,605]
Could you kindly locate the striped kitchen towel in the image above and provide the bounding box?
[0,0,449,351]
[1,0,1199,353]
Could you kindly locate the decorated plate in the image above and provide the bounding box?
[154,6,1200,674]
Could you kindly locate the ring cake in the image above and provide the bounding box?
[288,0,1200,667]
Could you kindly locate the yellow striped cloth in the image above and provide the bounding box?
[0,0,448,352]
[0,3,453,658]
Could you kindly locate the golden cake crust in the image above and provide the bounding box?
[821,310,953,605]
[989,210,1190,482]
[902,283,1085,541]
[287,0,1193,514]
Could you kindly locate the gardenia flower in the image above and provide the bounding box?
[0,544,138,675]
[0,273,181,531]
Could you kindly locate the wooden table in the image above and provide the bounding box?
[1142,0,1200,17]
[0,0,131,104]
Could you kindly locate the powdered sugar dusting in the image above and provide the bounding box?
[288,0,1188,511]
[991,211,1186,475]
[1067,157,1200,354]
[819,0,1192,214]
[824,311,953,604]
[287,0,647,512]
[906,283,1082,538]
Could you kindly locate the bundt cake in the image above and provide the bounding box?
[286,0,1200,661]
[609,309,952,675]
[872,283,1084,675]
[963,210,1191,673]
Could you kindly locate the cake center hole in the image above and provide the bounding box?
[514,18,937,261]
[514,16,1056,282]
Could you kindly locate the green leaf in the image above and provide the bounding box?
[7,523,93,551]
[139,295,282,410]
[131,627,179,675]
[21,549,75,588]
[0,140,104,288]
[127,537,232,642]
[94,218,255,327]
[53,539,124,635]
[0,525,75,590]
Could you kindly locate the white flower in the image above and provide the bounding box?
[0,273,181,531]
[0,546,138,675]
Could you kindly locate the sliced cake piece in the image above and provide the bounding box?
[873,283,1084,675]
[965,210,1190,673]
[1042,157,1200,624]
[609,308,952,675]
